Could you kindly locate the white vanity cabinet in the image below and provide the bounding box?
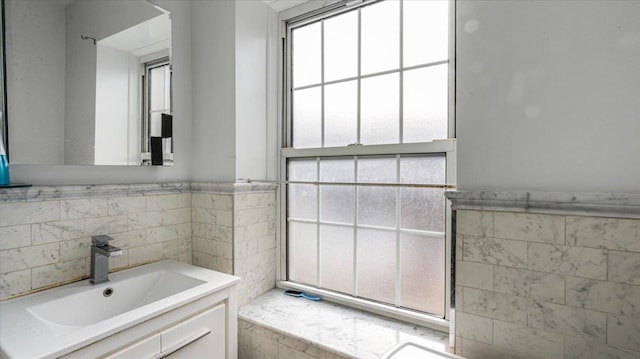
[0,261,240,359]
[105,304,225,359]
[161,304,225,358]
[62,289,236,359]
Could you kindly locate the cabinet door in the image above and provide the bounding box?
[104,334,162,359]
[161,304,226,359]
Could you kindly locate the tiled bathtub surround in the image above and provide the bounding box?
[0,183,192,299]
[446,191,640,359]
[191,182,277,305]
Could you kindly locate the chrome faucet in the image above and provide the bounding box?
[90,235,122,284]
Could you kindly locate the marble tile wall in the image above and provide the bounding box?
[234,192,277,305]
[238,319,349,359]
[455,210,640,359]
[0,185,192,299]
[191,192,234,273]
[1,183,277,303]
[191,183,278,306]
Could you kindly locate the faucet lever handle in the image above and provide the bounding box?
[91,234,114,246]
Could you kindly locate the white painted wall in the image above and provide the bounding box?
[64,0,97,165]
[11,0,192,184]
[190,0,275,182]
[235,0,269,181]
[266,6,279,181]
[94,45,130,165]
[456,0,640,194]
[5,0,66,164]
[190,0,236,182]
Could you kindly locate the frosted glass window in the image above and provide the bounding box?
[400,155,446,232]
[324,81,357,147]
[361,73,399,145]
[358,187,396,228]
[400,233,445,316]
[285,0,452,318]
[403,0,448,67]
[324,11,358,82]
[288,160,317,220]
[401,187,445,232]
[320,225,354,294]
[320,186,354,223]
[288,222,318,286]
[361,0,399,75]
[292,23,321,87]
[356,228,396,304]
[357,157,397,227]
[289,184,317,220]
[293,87,321,148]
[400,156,446,184]
[288,159,317,181]
[320,158,354,182]
[358,157,397,184]
[403,65,448,143]
[320,159,354,223]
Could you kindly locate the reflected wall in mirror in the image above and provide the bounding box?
[4,0,173,166]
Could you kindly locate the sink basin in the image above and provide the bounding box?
[0,260,240,359]
[28,270,205,326]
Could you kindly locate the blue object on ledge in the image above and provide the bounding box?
[284,290,321,301]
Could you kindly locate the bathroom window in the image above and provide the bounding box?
[282,0,454,325]
[141,58,172,163]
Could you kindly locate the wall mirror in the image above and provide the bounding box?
[2,0,173,166]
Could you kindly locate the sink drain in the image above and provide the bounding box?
[103,287,114,297]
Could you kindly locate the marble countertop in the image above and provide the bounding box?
[239,289,450,359]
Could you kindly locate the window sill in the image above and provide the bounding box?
[238,289,451,358]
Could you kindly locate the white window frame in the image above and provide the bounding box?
[275,0,456,332]
[140,57,172,164]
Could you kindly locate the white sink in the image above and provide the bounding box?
[28,270,205,327]
[0,260,240,359]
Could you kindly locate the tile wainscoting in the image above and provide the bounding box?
[0,182,277,305]
[191,182,277,305]
[446,191,640,359]
[0,183,193,299]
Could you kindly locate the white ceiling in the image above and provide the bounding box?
[98,13,171,57]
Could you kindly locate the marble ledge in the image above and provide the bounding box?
[0,182,191,203]
[190,182,278,194]
[0,182,278,203]
[445,191,640,219]
[239,289,449,359]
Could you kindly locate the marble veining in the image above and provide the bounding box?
[191,182,277,194]
[1,182,191,204]
[0,187,194,299]
[446,191,640,219]
[239,289,449,359]
[455,208,640,359]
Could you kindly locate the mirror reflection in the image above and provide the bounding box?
[5,0,173,166]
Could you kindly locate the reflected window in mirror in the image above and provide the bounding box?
[142,57,172,166]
